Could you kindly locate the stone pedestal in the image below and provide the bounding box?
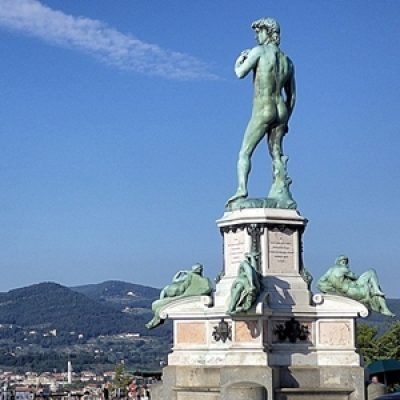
[153,208,368,400]
[216,208,310,310]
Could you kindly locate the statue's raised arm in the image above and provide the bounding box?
[234,48,260,79]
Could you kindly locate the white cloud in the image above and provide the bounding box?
[0,0,218,80]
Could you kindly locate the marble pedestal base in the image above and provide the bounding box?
[152,365,365,400]
[153,365,271,400]
[151,208,368,400]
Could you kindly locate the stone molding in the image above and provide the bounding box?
[312,293,369,318]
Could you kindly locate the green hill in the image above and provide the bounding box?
[0,282,162,339]
[72,280,160,311]
[0,282,171,372]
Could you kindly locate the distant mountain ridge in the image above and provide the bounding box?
[72,280,161,298]
[72,280,160,312]
[0,281,171,372]
[0,281,164,339]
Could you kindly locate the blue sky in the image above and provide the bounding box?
[1,0,399,298]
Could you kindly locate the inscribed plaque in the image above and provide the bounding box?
[224,229,246,275]
[268,227,294,272]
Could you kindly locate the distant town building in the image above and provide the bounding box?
[67,361,72,384]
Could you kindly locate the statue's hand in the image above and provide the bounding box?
[236,49,251,64]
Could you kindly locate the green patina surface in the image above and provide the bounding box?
[226,18,297,210]
[317,255,394,317]
[227,252,262,315]
[146,263,213,329]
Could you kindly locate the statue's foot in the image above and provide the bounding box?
[226,189,247,207]
[146,316,162,329]
[382,309,395,317]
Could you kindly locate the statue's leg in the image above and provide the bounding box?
[268,124,287,160]
[226,118,267,205]
[358,269,384,296]
[375,296,395,317]
[228,283,244,314]
[241,262,256,291]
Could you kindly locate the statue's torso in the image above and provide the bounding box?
[253,44,293,125]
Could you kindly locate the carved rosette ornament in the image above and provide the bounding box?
[212,318,232,343]
[273,318,310,343]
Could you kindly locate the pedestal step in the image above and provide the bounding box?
[275,387,353,400]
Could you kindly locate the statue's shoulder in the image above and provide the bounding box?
[320,266,342,281]
[263,43,279,54]
[249,45,264,57]
[330,265,348,277]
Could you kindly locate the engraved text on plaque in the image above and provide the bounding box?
[268,227,294,272]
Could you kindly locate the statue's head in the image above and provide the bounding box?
[191,263,204,275]
[335,255,349,266]
[251,17,280,46]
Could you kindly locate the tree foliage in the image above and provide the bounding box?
[357,323,379,365]
[357,321,400,365]
[113,363,131,391]
[378,321,400,360]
